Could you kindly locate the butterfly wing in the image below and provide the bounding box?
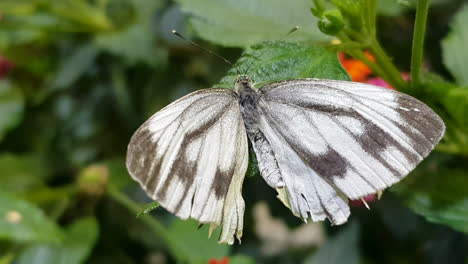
[256,79,445,224]
[126,89,248,244]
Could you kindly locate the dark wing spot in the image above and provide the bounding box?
[212,167,234,199]
[310,148,349,180]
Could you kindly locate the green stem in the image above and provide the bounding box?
[338,28,406,90]
[370,39,407,90]
[364,0,377,37]
[107,186,189,263]
[410,0,430,91]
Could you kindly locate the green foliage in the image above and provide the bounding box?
[174,0,328,47]
[393,157,468,233]
[167,220,230,264]
[0,80,23,141]
[443,87,468,129]
[0,154,46,192]
[229,255,256,264]
[105,158,134,190]
[15,217,98,264]
[0,191,63,243]
[218,41,349,88]
[317,10,345,35]
[94,0,167,66]
[442,4,468,86]
[49,44,99,91]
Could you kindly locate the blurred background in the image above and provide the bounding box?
[0,0,467,263]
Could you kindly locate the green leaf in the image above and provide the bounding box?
[95,0,167,66]
[15,217,99,264]
[230,255,256,264]
[0,0,38,15]
[136,201,160,218]
[442,87,468,128]
[318,9,345,35]
[0,153,46,193]
[105,158,134,190]
[49,44,98,90]
[304,222,360,264]
[0,80,24,142]
[167,219,230,264]
[0,191,63,243]
[392,157,468,234]
[442,4,468,86]
[174,0,328,47]
[330,0,363,30]
[217,41,350,89]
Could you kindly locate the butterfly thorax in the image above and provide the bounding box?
[237,76,285,189]
[237,77,258,129]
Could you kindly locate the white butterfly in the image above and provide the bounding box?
[126,75,445,244]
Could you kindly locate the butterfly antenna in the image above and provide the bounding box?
[243,26,300,75]
[172,30,241,75]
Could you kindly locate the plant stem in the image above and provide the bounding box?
[365,0,377,37]
[411,0,430,91]
[370,39,407,90]
[107,186,189,263]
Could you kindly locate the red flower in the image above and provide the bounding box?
[339,52,375,82]
[208,257,229,264]
[0,56,14,78]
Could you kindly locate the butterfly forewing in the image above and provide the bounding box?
[256,79,445,224]
[126,89,249,244]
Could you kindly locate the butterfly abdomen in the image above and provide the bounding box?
[239,86,284,189]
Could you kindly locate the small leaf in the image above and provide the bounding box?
[0,153,47,193]
[136,201,160,218]
[95,0,167,66]
[442,4,468,86]
[0,80,24,142]
[392,156,468,234]
[167,219,230,263]
[105,158,135,190]
[174,0,328,47]
[318,9,345,35]
[15,217,99,264]
[304,222,360,264]
[0,191,63,243]
[330,0,362,30]
[49,44,98,90]
[443,87,468,128]
[217,41,350,89]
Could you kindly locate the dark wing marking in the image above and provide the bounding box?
[256,79,445,224]
[126,89,249,244]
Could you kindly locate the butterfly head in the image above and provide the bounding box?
[235,75,254,91]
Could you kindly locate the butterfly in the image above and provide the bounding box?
[126,75,445,244]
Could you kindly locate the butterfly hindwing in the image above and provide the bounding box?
[126,89,249,244]
[257,79,445,224]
